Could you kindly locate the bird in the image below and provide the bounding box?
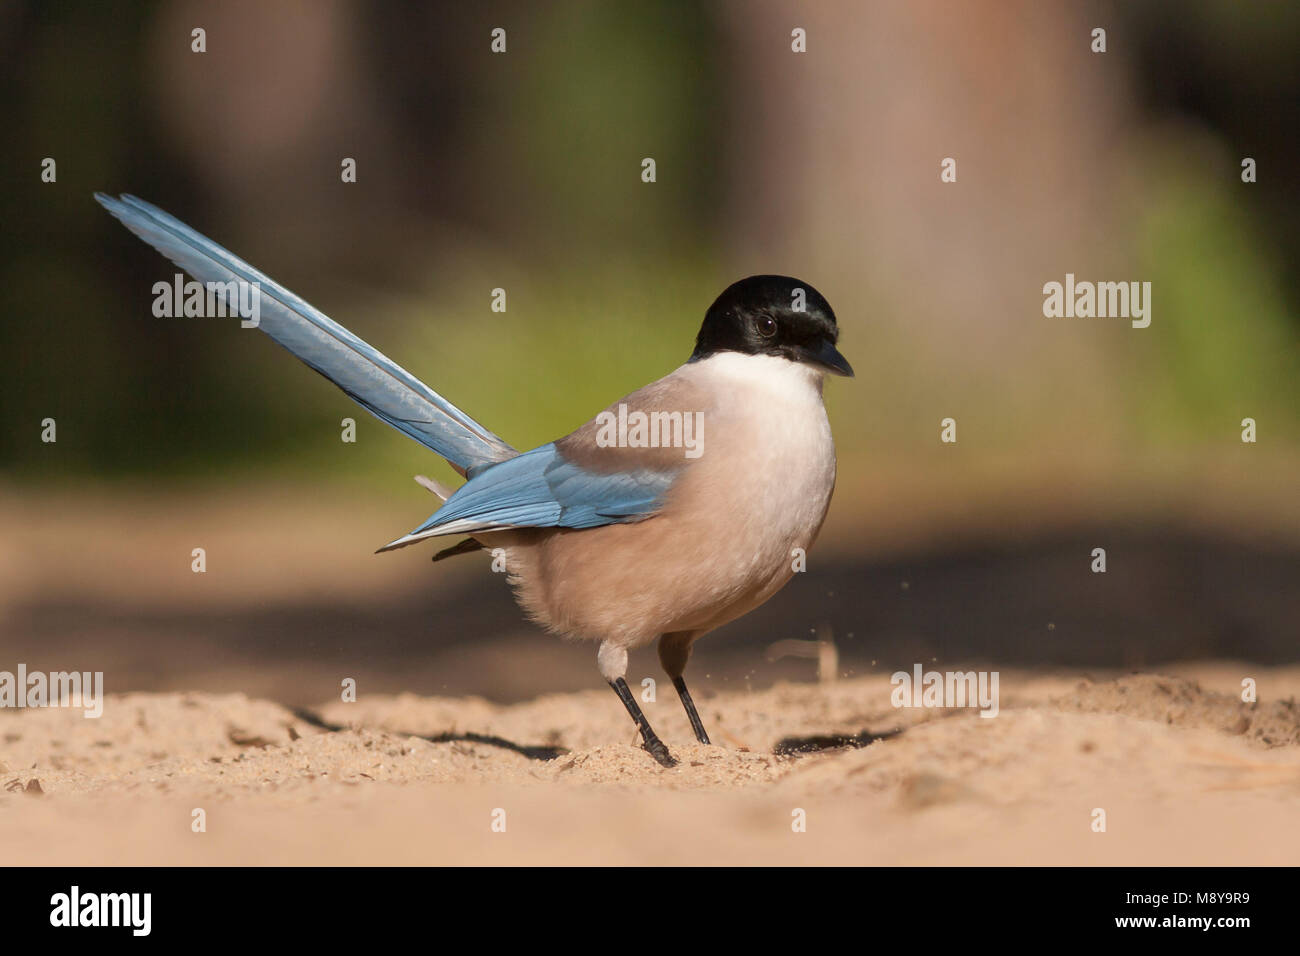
[95,193,852,767]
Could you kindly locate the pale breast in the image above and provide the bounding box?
[503,353,838,646]
[669,354,838,626]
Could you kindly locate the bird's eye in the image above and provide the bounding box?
[755,315,778,338]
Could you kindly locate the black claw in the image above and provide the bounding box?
[608,677,678,768]
[643,736,678,768]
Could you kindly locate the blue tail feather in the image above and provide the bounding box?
[95,193,515,473]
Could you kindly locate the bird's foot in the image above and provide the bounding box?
[642,735,678,768]
[609,676,678,767]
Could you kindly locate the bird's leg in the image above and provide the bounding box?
[598,641,676,768]
[658,631,711,745]
[671,676,711,745]
[608,678,677,767]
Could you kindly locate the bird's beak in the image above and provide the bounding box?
[801,339,854,377]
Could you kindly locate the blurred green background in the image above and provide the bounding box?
[4,0,1297,484]
[0,1,1296,701]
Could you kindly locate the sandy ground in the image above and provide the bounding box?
[3,666,1298,865]
[3,487,1296,864]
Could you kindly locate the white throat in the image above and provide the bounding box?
[686,351,827,404]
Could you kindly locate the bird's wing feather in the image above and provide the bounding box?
[95,192,516,472]
[377,442,679,550]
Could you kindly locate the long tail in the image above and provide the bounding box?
[95,193,516,474]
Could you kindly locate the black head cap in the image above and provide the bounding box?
[689,275,853,376]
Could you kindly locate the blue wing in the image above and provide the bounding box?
[95,193,515,472]
[378,443,678,550]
